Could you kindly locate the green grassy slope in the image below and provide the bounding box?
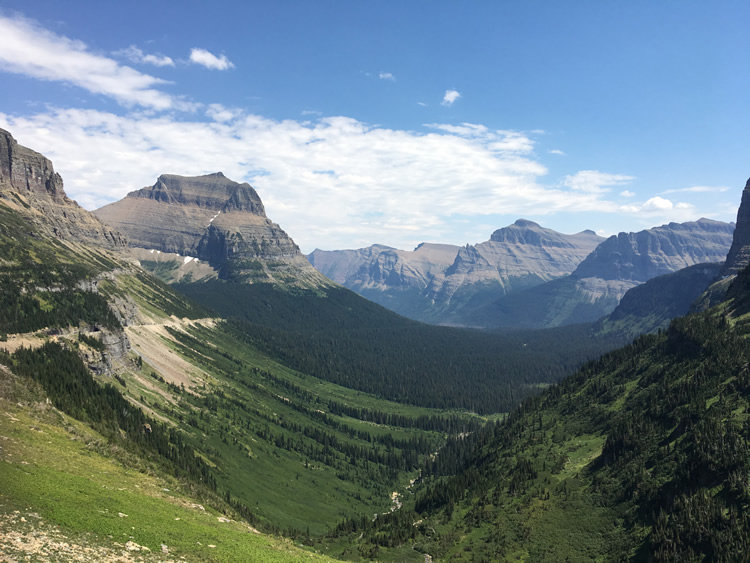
[115,320,480,536]
[0,367,333,562]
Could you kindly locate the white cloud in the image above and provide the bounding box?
[642,196,673,211]
[0,14,178,110]
[441,89,461,106]
[618,196,695,223]
[619,190,636,197]
[549,149,566,156]
[417,102,427,107]
[3,109,641,251]
[563,170,634,194]
[2,107,726,252]
[378,72,395,81]
[115,45,174,67]
[661,185,730,194]
[189,48,234,70]
[425,123,534,153]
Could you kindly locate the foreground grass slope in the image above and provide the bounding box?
[0,367,333,562]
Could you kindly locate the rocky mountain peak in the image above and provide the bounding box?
[131,173,266,215]
[722,177,750,276]
[0,128,125,249]
[95,172,326,286]
[489,219,601,248]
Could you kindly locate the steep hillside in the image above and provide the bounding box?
[308,220,602,324]
[481,218,734,329]
[595,262,723,337]
[329,268,750,561]
[95,172,327,287]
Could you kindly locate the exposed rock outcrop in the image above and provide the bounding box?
[95,173,328,287]
[722,177,750,276]
[0,128,126,249]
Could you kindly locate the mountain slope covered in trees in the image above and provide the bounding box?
[327,268,750,560]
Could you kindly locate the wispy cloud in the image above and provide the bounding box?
[0,14,178,110]
[189,48,234,70]
[441,89,461,106]
[563,170,634,194]
[619,189,636,197]
[661,185,730,194]
[115,45,174,67]
[378,71,395,81]
[549,149,566,156]
[425,123,535,153]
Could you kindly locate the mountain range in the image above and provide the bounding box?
[3,124,750,561]
[309,220,604,324]
[310,217,734,329]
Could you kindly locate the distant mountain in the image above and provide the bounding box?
[309,242,462,321]
[95,172,327,287]
[0,128,125,249]
[308,219,603,324]
[481,218,735,329]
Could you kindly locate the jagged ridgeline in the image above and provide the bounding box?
[308,220,604,325]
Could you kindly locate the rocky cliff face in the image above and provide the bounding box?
[0,128,125,249]
[308,220,603,324]
[95,173,327,286]
[483,218,735,329]
[574,218,734,282]
[722,177,750,276]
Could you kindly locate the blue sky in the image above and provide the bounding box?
[0,1,748,253]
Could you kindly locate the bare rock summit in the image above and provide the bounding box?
[722,177,750,276]
[95,172,327,286]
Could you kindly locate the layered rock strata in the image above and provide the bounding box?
[95,173,326,286]
[0,128,125,248]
